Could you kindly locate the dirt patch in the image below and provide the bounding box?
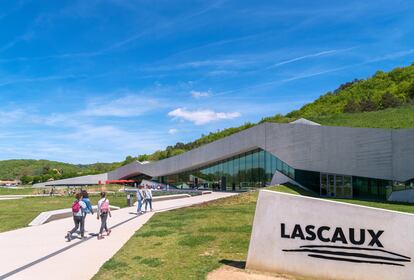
[207,265,297,280]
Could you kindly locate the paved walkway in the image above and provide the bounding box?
[0,192,236,280]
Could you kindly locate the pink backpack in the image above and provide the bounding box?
[101,199,109,213]
[72,200,80,213]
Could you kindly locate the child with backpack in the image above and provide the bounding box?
[81,190,94,234]
[66,193,87,241]
[97,192,112,240]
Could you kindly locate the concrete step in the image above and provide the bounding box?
[29,205,120,226]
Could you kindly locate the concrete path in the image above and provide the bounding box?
[0,192,236,280]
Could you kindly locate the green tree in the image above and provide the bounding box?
[122,156,136,166]
[380,92,402,109]
[408,83,414,100]
[359,97,379,112]
[21,175,33,184]
[343,99,361,113]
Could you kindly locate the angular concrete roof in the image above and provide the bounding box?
[290,118,320,126]
[34,122,414,187]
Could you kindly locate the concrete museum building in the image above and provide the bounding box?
[34,120,414,202]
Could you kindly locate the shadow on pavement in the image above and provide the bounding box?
[0,215,138,280]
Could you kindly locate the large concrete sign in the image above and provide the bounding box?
[246,190,414,280]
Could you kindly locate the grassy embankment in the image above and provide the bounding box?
[311,105,414,129]
[93,185,414,280]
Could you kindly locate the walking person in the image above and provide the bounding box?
[136,185,144,214]
[144,186,153,212]
[81,190,94,234]
[66,193,87,241]
[97,192,112,240]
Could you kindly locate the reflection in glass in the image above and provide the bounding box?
[159,148,297,191]
[328,175,335,197]
[321,173,327,196]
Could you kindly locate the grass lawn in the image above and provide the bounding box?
[93,185,414,280]
[0,193,129,233]
[93,191,258,280]
[0,187,38,195]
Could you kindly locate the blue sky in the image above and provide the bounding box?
[1,0,414,163]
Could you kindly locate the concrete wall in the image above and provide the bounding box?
[247,190,414,280]
[39,123,414,186]
[263,123,397,180]
[388,188,414,203]
[33,173,108,188]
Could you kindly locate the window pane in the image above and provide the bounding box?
[265,152,272,181]
[239,154,246,184]
[277,158,282,171]
[233,156,240,186]
[282,162,289,175]
[288,166,295,178]
[336,176,344,197]
[252,151,259,182]
[245,152,253,183]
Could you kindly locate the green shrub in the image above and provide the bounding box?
[343,99,361,113]
[380,92,403,109]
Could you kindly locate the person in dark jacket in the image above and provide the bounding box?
[81,190,94,237]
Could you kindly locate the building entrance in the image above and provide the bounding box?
[320,173,352,198]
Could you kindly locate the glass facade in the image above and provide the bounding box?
[155,148,295,191]
[352,176,390,201]
[317,172,392,200]
[152,148,409,201]
[318,173,353,198]
[391,179,414,192]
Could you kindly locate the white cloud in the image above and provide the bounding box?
[82,95,163,117]
[168,128,178,135]
[168,108,241,125]
[0,109,25,125]
[191,90,211,99]
[265,48,355,69]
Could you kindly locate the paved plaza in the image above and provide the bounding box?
[0,192,236,280]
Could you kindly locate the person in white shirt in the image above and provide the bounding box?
[66,192,87,241]
[97,192,112,240]
[144,186,153,212]
[136,185,144,214]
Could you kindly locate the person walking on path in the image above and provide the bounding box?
[136,185,145,214]
[144,186,153,212]
[81,190,94,234]
[66,193,87,241]
[97,192,112,240]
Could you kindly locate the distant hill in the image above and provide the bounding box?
[285,63,414,118]
[0,159,121,184]
[2,62,414,182]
